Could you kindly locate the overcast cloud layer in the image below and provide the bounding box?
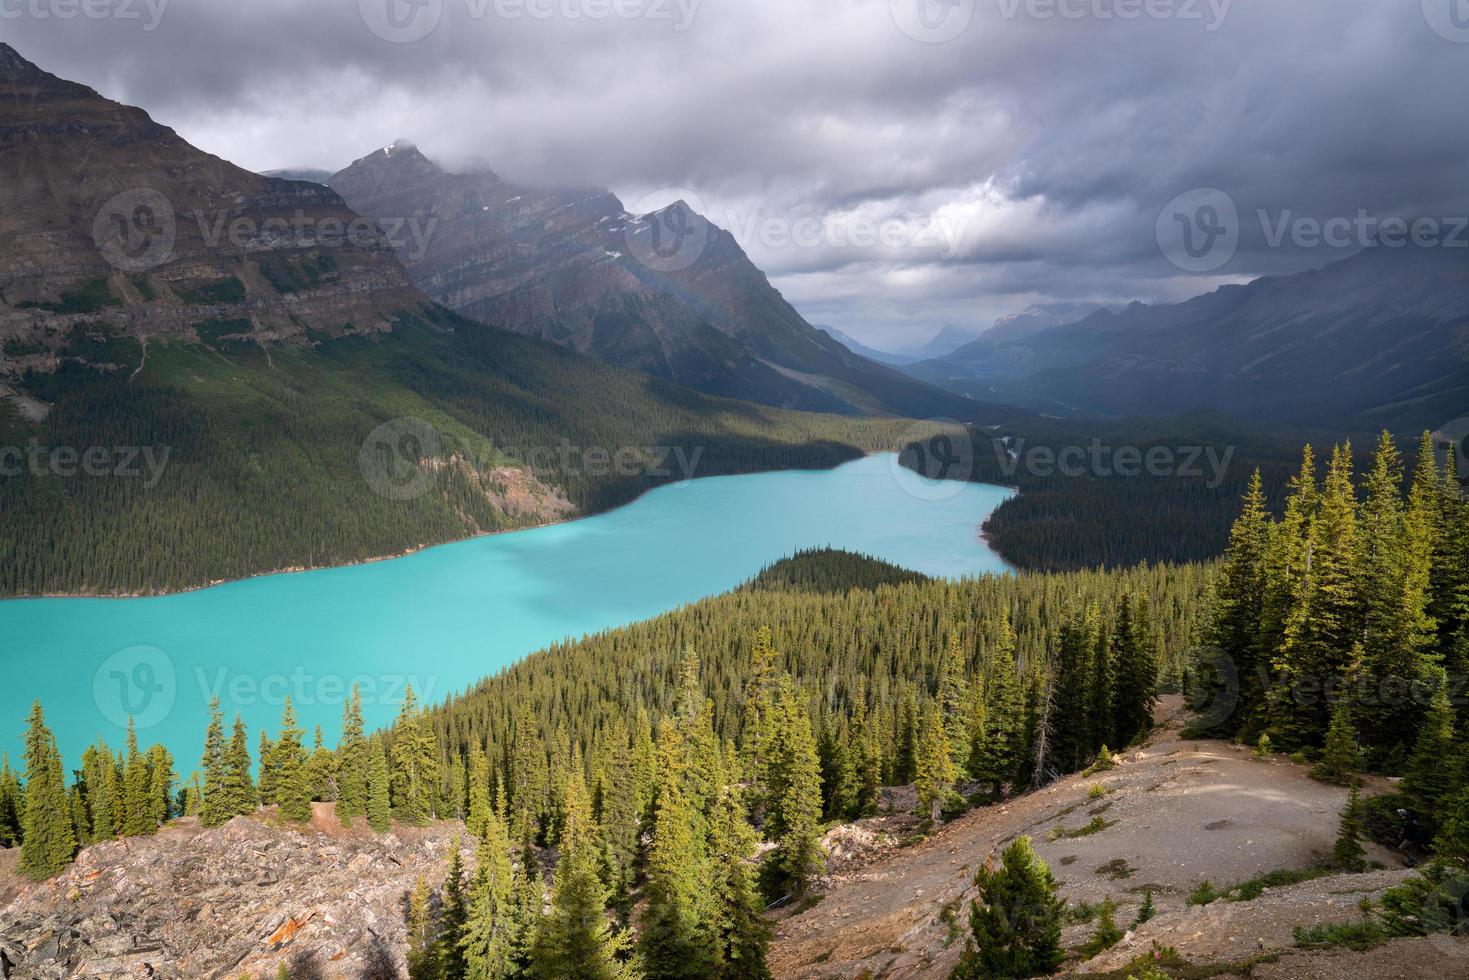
[6,0,1468,351]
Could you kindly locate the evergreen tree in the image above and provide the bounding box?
[466,747,494,841]
[0,753,25,848]
[336,685,369,826]
[407,873,444,980]
[639,775,716,980]
[915,703,957,823]
[1434,783,1469,867]
[530,768,636,980]
[461,806,520,980]
[707,788,772,980]
[18,701,76,880]
[971,611,1022,794]
[1333,781,1368,872]
[1312,699,1361,786]
[392,687,442,825]
[121,718,153,836]
[257,731,278,806]
[440,840,470,980]
[1111,595,1159,746]
[951,836,1064,980]
[1208,470,1270,735]
[1404,667,1457,829]
[307,725,338,803]
[368,732,393,833]
[937,631,971,774]
[761,677,824,899]
[274,698,312,823]
[80,741,119,841]
[145,743,173,829]
[223,715,256,818]
[199,696,230,828]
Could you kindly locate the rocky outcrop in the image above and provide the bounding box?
[0,43,428,380]
[0,809,469,979]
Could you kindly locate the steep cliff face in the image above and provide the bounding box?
[329,143,1000,420]
[0,44,426,379]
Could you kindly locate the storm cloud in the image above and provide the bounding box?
[5,0,1467,351]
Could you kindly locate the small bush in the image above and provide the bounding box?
[1088,783,1110,800]
[1084,746,1118,775]
[1187,880,1220,906]
[1048,816,1116,840]
[1293,918,1386,951]
[1253,734,1272,758]
[1079,897,1123,957]
[1133,888,1156,927]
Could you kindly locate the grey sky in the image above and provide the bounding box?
[7,0,1468,351]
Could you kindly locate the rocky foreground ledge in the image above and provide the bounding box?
[0,806,469,979]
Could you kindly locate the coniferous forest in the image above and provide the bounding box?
[4,432,1467,980]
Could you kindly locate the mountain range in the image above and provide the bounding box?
[0,44,929,596]
[325,141,987,419]
[906,249,1469,430]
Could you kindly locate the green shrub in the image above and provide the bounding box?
[1187,880,1220,906]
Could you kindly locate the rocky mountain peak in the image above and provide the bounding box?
[0,42,42,78]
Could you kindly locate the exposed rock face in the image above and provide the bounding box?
[0,809,468,979]
[328,142,990,419]
[0,43,427,378]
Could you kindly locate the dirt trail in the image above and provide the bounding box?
[768,697,1448,979]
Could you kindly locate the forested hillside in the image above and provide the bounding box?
[0,310,920,597]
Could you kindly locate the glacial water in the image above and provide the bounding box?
[0,454,1014,770]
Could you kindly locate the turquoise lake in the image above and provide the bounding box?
[0,454,1014,771]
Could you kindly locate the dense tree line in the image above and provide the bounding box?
[1200,432,1469,861]
[0,313,914,597]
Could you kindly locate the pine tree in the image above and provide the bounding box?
[1111,595,1159,746]
[407,873,444,980]
[639,774,716,980]
[274,699,312,823]
[915,702,957,823]
[120,717,153,836]
[972,610,1023,794]
[439,840,470,980]
[599,730,643,906]
[0,753,25,847]
[336,685,369,827]
[368,732,393,833]
[1434,782,1469,867]
[199,696,230,828]
[530,768,635,980]
[145,743,173,829]
[223,715,256,818]
[461,806,520,980]
[952,836,1064,980]
[80,741,119,841]
[1312,700,1361,786]
[1208,470,1270,735]
[257,731,278,806]
[392,686,442,825]
[1404,667,1457,829]
[1333,781,1368,872]
[937,631,971,774]
[307,725,338,802]
[761,677,824,899]
[466,747,493,841]
[707,788,772,980]
[18,701,76,880]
